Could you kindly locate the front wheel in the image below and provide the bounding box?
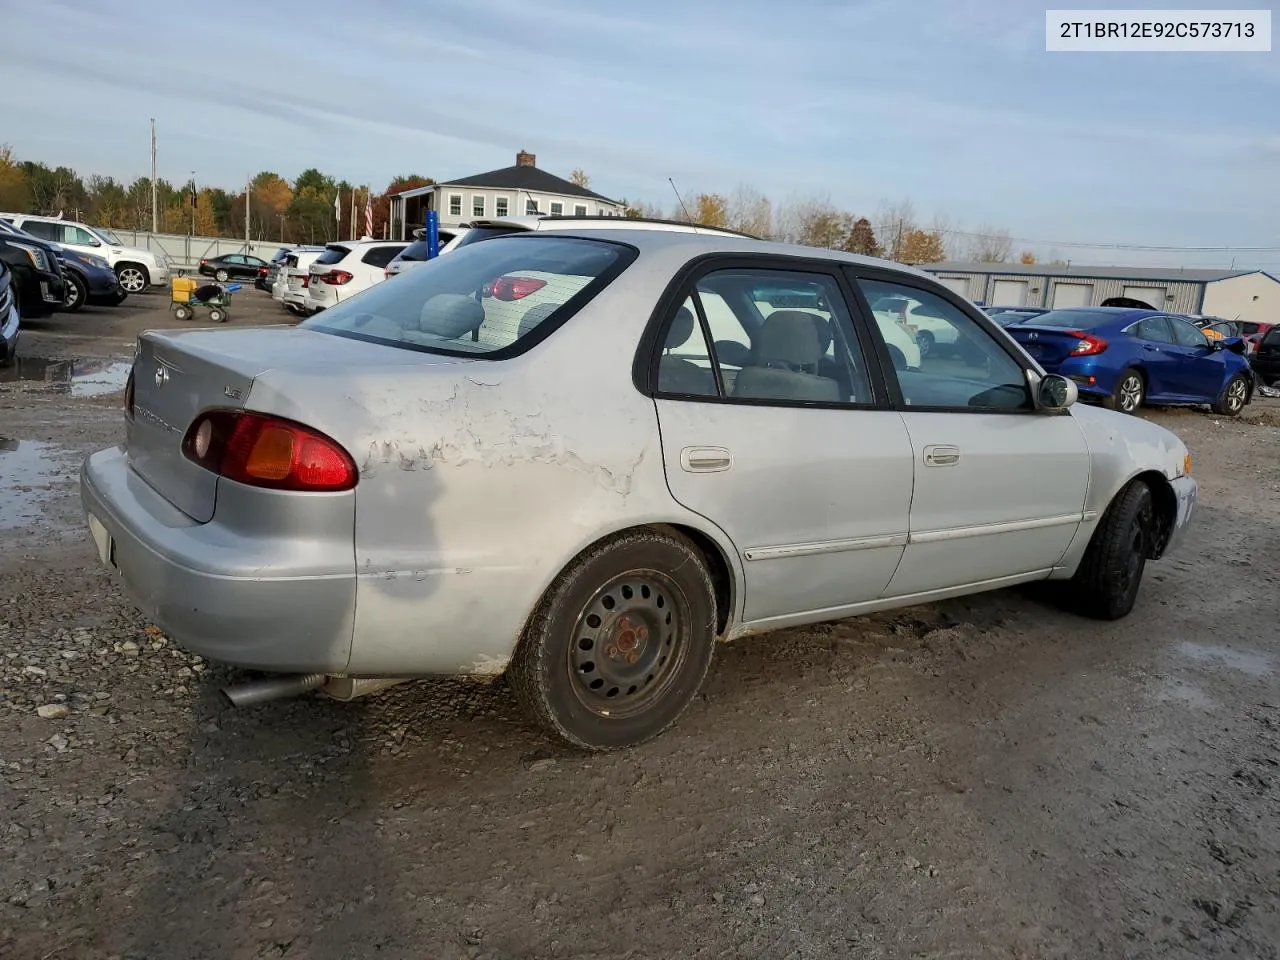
[1211,374,1249,417]
[1068,480,1154,620]
[116,265,148,294]
[215,269,229,283]
[509,530,718,750]
[208,307,227,323]
[62,272,87,312]
[916,330,935,359]
[1107,368,1144,414]
[173,304,192,322]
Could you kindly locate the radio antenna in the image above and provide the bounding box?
[668,178,698,233]
[522,189,540,215]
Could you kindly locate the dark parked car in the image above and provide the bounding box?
[1252,326,1280,386]
[0,218,124,312]
[1007,307,1253,416]
[0,259,18,364]
[198,254,269,283]
[0,229,67,319]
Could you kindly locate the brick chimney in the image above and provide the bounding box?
[516,150,536,168]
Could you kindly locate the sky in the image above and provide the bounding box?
[2,0,1278,268]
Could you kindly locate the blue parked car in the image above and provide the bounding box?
[1006,307,1253,416]
[58,248,127,311]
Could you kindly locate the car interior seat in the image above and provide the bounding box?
[658,306,717,395]
[732,310,841,402]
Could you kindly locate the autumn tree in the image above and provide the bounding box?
[620,199,664,219]
[692,192,729,227]
[1019,250,1037,264]
[0,144,27,211]
[842,216,882,257]
[776,195,844,249]
[875,198,917,261]
[897,228,945,264]
[569,169,590,189]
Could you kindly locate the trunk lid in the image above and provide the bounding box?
[1006,324,1092,367]
[127,326,470,522]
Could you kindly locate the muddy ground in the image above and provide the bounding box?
[2,290,1278,960]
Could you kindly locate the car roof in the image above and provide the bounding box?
[492,226,940,280]
[464,215,759,239]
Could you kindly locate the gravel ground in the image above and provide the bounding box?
[2,290,1278,960]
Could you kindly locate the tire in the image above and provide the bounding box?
[215,269,229,282]
[917,330,935,359]
[62,271,87,312]
[1105,367,1144,414]
[208,307,227,323]
[116,264,148,294]
[1211,374,1249,417]
[173,304,192,322]
[1068,480,1154,620]
[509,529,718,751]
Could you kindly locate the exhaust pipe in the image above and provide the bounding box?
[221,672,326,708]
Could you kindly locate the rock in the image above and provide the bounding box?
[528,758,557,772]
[47,733,69,753]
[743,883,759,894]
[36,704,70,719]
[23,666,47,677]
[120,641,139,657]
[748,894,766,907]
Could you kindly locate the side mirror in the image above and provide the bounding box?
[1221,336,1247,354]
[88,237,101,247]
[1037,373,1077,411]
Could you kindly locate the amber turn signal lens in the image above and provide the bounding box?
[1183,453,1193,476]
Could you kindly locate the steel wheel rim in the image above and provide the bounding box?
[1120,376,1142,412]
[1227,379,1247,412]
[567,569,690,720]
[118,268,145,292]
[215,270,228,282]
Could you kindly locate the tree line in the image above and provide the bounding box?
[0,145,1031,264]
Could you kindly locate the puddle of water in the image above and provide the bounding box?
[0,356,132,397]
[1178,641,1273,678]
[0,438,77,531]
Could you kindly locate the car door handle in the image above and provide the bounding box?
[680,446,733,473]
[923,444,960,467]
[1143,344,1160,352]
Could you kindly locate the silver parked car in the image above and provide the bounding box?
[80,228,1197,750]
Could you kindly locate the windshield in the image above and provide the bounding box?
[301,235,634,357]
[99,229,125,246]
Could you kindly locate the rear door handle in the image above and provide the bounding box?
[923,444,960,467]
[680,446,733,473]
[1143,344,1160,352]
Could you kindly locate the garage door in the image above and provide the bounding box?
[1052,282,1092,308]
[1121,285,1166,309]
[990,279,1030,307]
[936,276,969,298]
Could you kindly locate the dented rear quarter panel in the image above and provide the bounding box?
[245,240,744,676]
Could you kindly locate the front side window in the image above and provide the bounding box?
[495,196,509,217]
[301,235,633,357]
[448,195,462,217]
[858,278,1031,410]
[1170,317,1209,348]
[69,226,96,245]
[655,268,872,405]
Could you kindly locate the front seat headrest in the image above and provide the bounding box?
[755,310,824,373]
[418,294,484,338]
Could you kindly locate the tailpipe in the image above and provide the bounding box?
[221,672,326,708]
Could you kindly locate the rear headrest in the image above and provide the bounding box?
[664,305,696,350]
[418,294,484,338]
[808,313,832,353]
[517,302,562,339]
[755,310,824,371]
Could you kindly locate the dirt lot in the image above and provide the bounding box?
[2,289,1278,960]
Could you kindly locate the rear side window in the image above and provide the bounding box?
[1263,327,1280,345]
[313,245,350,266]
[22,221,59,241]
[302,235,634,358]
[361,246,403,268]
[1170,318,1209,347]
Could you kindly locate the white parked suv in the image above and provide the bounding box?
[304,240,406,313]
[384,227,468,278]
[0,213,169,294]
[272,246,326,314]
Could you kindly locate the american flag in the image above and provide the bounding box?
[364,188,373,238]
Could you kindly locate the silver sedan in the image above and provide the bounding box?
[81,227,1197,749]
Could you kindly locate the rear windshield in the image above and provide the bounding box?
[301,235,635,358]
[1027,309,1114,329]
[450,226,523,249]
[313,245,350,266]
[397,239,431,261]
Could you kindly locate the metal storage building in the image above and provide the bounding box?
[921,262,1280,323]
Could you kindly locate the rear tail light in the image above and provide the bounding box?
[181,411,357,492]
[258,267,268,276]
[319,270,354,285]
[200,258,208,265]
[1067,330,1108,356]
[484,275,547,301]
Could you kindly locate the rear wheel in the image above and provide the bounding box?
[916,330,935,359]
[215,269,229,282]
[1106,368,1144,414]
[62,271,87,312]
[1068,481,1154,620]
[509,529,718,750]
[208,307,227,323]
[1211,374,1249,417]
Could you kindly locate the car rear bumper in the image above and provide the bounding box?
[79,444,357,672]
